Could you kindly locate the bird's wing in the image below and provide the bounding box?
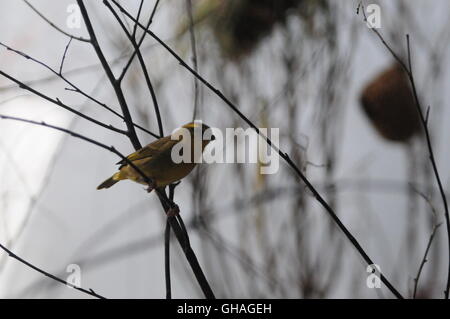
[116,136,178,167]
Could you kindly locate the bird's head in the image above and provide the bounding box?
[182,121,215,149]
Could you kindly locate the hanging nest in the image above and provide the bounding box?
[360,64,421,142]
[181,0,327,60]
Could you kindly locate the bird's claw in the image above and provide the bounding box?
[146,180,157,193]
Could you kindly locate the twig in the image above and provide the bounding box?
[413,223,441,298]
[22,0,90,42]
[132,0,144,40]
[59,37,73,74]
[185,0,200,119]
[155,190,215,299]
[0,114,143,180]
[359,1,450,299]
[0,39,163,93]
[112,0,403,299]
[165,220,171,299]
[77,0,142,150]
[0,41,159,138]
[104,0,164,137]
[118,0,161,82]
[0,69,127,136]
[410,185,441,298]
[0,241,104,298]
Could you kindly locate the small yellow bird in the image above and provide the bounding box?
[97,122,214,192]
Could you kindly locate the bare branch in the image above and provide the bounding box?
[77,0,142,149]
[413,223,441,298]
[118,0,160,82]
[104,0,164,137]
[59,37,73,74]
[185,0,200,120]
[0,241,104,298]
[0,40,159,138]
[22,0,90,42]
[0,68,127,136]
[164,220,171,299]
[132,0,144,40]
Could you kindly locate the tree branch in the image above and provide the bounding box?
[104,0,164,137]
[185,0,200,120]
[77,0,142,149]
[0,69,127,136]
[0,41,159,138]
[118,0,160,82]
[0,241,104,298]
[22,0,90,42]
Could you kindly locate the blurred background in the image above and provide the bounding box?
[0,0,449,298]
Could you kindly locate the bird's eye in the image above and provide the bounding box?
[211,135,216,141]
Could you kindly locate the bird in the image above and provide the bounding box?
[97,122,214,193]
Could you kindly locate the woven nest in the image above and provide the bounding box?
[360,64,421,142]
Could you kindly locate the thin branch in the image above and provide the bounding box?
[413,223,441,298]
[0,241,104,298]
[132,0,145,40]
[155,190,215,299]
[0,69,127,136]
[165,220,171,299]
[22,0,90,42]
[359,2,450,299]
[77,0,142,150]
[410,186,441,298]
[118,0,161,82]
[104,0,164,137]
[112,0,403,299]
[0,117,117,299]
[0,42,159,138]
[0,40,159,138]
[185,0,200,120]
[59,37,73,74]
[0,39,164,93]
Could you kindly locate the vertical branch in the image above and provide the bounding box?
[118,0,160,82]
[77,0,142,149]
[185,0,200,119]
[405,35,450,299]
[104,0,164,137]
[164,220,172,299]
[156,190,215,299]
[413,223,441,298]
[132,0,144,40]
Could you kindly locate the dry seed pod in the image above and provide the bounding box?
[360,64,421,142]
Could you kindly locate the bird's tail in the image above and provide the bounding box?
[97,172,121,190]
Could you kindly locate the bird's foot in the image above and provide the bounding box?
[167,204,180,217]
[146,180,157,193]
